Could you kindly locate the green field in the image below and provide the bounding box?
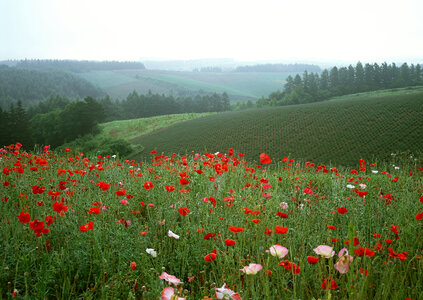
[78,69,294,101]
[98,112,215,142]
[328,86,423,102]
[120,92,423,166]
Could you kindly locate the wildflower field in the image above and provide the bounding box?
[1,144,422,299]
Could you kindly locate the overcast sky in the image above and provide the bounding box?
[1,0,422,63]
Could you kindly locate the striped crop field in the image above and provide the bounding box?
[129,92,423,166]
[79,69,294,101]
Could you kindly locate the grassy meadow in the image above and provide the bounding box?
[0,145,422,299]
[98,113,216,143]
[78,69,294,101]
[124,91,423,167]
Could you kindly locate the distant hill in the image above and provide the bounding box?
[0,67,104,108]
[235,63,321,73]
[14,59,145,73]
[123,90,423,166]
[79,69,295,101]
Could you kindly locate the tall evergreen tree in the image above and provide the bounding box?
[355,62,365,92]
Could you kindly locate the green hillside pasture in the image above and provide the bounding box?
[130,92,423,166]
[98,112,215,142]
[328,86,423,102]
[79,69,293,101]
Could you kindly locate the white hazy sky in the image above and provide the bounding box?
[1,0,422,63]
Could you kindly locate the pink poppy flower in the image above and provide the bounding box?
[160,287,186,300]
[268,244,289,259]
[159,272,181,286]
[334,248,354,274]
[313,245,335,258]
[215,284,242,300]
[120,199,128,205]
[240,263,263,275]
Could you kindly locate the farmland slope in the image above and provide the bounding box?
[79,69,293,101]
[127,92,423,166]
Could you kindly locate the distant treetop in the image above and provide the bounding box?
[235,63,321,73]
[15,59,146,73]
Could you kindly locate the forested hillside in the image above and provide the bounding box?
[258,62,422,106]
[14,59,146,72]
[0,66,104,108]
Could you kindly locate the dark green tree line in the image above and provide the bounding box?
[258,62,423,107]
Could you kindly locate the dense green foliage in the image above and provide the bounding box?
[258,62,422,107]
[56,134,134,157]
[235,63,321,73]
[14,59,146,72]
[0,67,104,108]
[0,97,105,149]
[130,92,423,166]
[1,147,422,299]
[0,91,230,151]
[111,91,230,120]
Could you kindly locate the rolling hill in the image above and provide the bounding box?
[79,69,294,101]
[119,90,423,166]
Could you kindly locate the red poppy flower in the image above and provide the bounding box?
[179,178,190,185]
[307,256,319,264]
[322,277,338,290]
[276,211,289,218]
[356,191,367,197]
[45,215,54,227]
[30,219,45,231]
[228,226,244,233]
[79,221,94,232]
[88,207,101,214]
[97,181,110,191]
[31,185,45,194]
[204,249,217,261]
[260,153,272,164]
[344,236,360,246]
[52,201,66,213]
[178,207,189,216]
[130,262,136,270]
[278,260,301,274]
[203,233,215,240]
[225,239,236,246]
[326,225,337,230]
[359,268,368,276]
[353,247,375,257]
[252,219,261,223]
[17,211,30,223]
[165,185,175,192]
[274,226,288,234]
[144,181,154,190]
[416,212,423,220]
[115,189,127,196]
[390,224,400,235]
[337,207,348,214]
[264,228,273,235]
